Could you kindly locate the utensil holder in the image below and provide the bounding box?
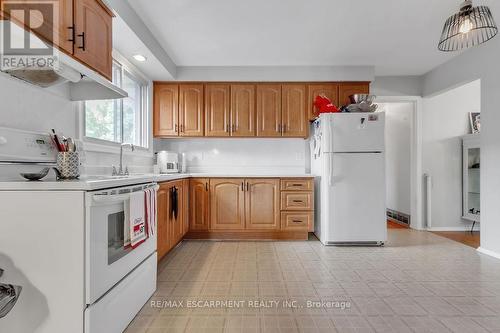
[56,152,80,179]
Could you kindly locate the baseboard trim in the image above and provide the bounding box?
[185,230,309,241]
[427,226,480,232]
[477,247,500,260]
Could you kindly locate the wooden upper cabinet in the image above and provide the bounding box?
[245,179,280,230]
[338,82,370,107]
[73,0,113,80]
[210,179,245,230]
[179,84,204,137]
[231,84,255,137]
[282,84,308,137]
[205,84,230,137]
[154,84,179,137]
[256,84,282,137]
[307,83,339,121]
[56,0,74,54]
[1,0,74,54]
[189,178,209,231]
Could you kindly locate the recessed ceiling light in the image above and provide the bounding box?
[133,54,147,62]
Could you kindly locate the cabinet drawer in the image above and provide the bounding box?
[281,212,312,230]
[280,178,313,191]
[281,192,313,210]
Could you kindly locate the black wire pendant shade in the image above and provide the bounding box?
[438,0,498,51]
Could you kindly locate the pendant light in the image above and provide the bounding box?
[438,0,498,51]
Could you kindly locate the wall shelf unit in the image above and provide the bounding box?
[462,134,480,228]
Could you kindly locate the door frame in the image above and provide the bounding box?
[376,96,424,230]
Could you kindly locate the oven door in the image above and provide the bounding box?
[86,183,158,305]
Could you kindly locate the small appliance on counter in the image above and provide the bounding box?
[156,151,179,174]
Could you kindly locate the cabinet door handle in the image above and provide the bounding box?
[175,124,178,133]
[292,220,303,223]
[241,182,244,191]
[205,182,208,191]
[77,32,85,51]
[293,200,304,203]
[246,182,249,192]
[67,26,75,43]
[232,124,236,132]
[277,124,281,133]
[226,124,229,133]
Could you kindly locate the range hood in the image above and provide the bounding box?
[0,21,127,101]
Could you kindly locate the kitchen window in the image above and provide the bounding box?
[84,60,149,148]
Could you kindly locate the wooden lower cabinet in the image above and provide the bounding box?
[157,179,189,262]
[182,179,190,235]
[157,183,170,261]
[279,178,315,232]
[281,192,313,210]
[169,180,185,248]
[185,177,313,239]
[210,178,245,230]
[189,178,210,231]
[281,211,313,231]
[245,179,280,230]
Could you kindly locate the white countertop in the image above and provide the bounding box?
[0,173,315,191]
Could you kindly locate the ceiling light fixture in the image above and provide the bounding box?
[133,54,147,62]
[438,0,498,51]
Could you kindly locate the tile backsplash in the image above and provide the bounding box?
[154,138,310,174]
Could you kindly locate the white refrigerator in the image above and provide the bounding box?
[311,112,387,245]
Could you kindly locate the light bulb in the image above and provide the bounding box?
[133,54,147,62]
[459,17,473,34]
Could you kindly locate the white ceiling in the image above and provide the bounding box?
[113,15,173,81]
[126,0,499,76]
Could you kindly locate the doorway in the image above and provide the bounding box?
[379,102,414,229]
[376,96,424,231]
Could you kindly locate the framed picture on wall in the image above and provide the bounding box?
[469,112,481,134]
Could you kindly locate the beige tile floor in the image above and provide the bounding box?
[125,229,500,333]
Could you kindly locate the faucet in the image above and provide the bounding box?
[113,143,135,176]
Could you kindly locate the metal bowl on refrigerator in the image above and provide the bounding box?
[349,94,376,104]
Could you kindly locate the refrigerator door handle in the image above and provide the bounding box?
[327,153,335,187]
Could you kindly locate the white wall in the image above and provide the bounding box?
[371,76,423,96]
[422,28,500,257]
[379,103,412,215]
[154,138,309,174]
[0,74,153,178]
[174,66,374,82]
[422,80,481,230]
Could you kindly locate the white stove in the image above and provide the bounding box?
[0,127,158,333]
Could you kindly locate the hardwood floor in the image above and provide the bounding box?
[386,220,480,248]
[431,231,480,249]
[387,220,409,229]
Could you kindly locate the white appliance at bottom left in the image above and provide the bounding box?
[0,128,157,333]
[85,182,158,333]
[0,182,158,333]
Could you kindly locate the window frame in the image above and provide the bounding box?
[80,53,151,154]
